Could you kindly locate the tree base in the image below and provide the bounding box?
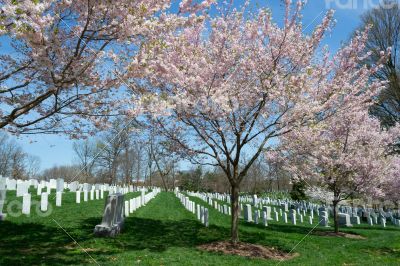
[313,231,365,239]
[197,241,297,260]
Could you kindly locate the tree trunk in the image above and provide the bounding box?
[230,184,240,245]
[333,200,339,234]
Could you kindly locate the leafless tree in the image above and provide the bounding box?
[359,1,400,128]
[73,140,99,182]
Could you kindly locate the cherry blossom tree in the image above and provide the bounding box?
[382,157,400,206]
[0,0,211,135]
[125,1,387,244]
[269,109,400,233]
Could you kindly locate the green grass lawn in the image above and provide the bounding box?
[0,191,399,265]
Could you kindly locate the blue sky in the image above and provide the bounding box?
[3,0,386,170]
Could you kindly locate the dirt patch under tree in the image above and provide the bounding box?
[197,241,298,261]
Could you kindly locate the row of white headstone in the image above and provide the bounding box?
[176,192,209,227]
[19,185,147,216]
[124,188,160,217]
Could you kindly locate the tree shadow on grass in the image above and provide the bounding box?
[83,216,296,255]
[0,220,114,265]
[90,216,228,252]
[2,210,399,266]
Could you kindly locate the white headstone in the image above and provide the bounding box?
[84,190,88,202]
[197,204,201,220]
[124,200,129,217]
[252,195,258,206]
[0,186,6,220]
[262,206,273,220]
[6,179,16,190]
[141,189,145,206]
[37,185,42,196]
[262,211,268,226]
[56,192,62,207]
[56,178,64,192]
[200,206,205,224]
[290,210,297,225]
[22,193,31,215]
[76,191,81,203]
[40,193,48,212]
[283,212,288,223]
[16,182,28,197]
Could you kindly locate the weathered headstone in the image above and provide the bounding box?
[254,210,259,224]
[204,208,209,227]
[244,204,253,222]
[350,216,360,225]
[319,210,329,227]
[94,193,125,237]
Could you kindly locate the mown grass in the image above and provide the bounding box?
[0,191,399,265]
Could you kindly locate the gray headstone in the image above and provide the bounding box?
[338,213,352,227]
[350,216,360,225]
[244,204,253,222]
[0,185,6,220]
[94,193,125,237]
